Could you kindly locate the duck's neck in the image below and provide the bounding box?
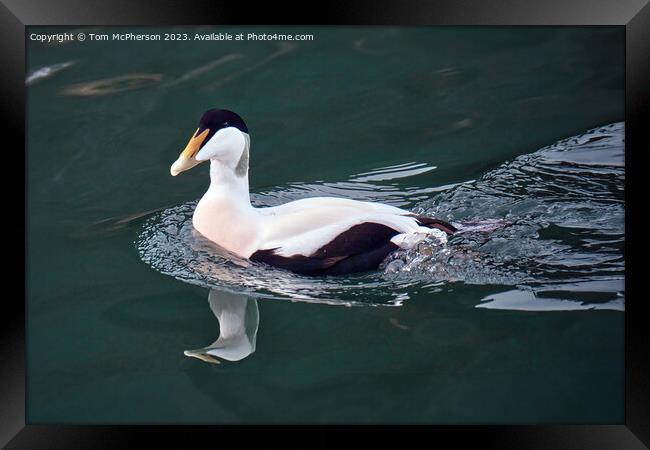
[205,134,252,208]
[192,139,257,256]
[206,160,252,208]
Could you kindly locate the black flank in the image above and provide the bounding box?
[250,217,455,276]
[250,222,400,276]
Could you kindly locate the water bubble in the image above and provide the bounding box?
[384,259,405,275]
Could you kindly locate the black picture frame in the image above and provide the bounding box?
[5,0,649,447]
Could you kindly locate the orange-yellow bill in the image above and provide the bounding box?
[170,128,210,176]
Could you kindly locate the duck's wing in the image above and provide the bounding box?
[258,196,408,216]
[256,197,413,253]
[256,197,456,253]
[250,200,425,274]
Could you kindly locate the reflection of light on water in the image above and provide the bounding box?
[137,122,624,312]
[477,286,624,312]
[26,61,76,85]
[204,42,297,91]
[163,54,243,87]
[255,172,467,210]
[61,73,163,96]
[353,37,381,55]
[55,42,295,97]
[349,161,437,182]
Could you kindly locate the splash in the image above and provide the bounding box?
[137,122,624,310]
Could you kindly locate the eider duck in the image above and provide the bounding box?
[170,108,456,276]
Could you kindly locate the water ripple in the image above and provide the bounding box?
[137,122,624,310]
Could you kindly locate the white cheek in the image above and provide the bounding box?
[196,127,245,162]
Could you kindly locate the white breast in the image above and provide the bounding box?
[192,192,261,257]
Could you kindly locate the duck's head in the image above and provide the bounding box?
[170,108,249,176]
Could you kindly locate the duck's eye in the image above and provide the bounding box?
[223,121,230,127]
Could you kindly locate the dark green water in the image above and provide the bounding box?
[27,26,624,423]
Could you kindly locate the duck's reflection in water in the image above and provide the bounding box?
[184,289,259,364]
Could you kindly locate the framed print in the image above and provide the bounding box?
[4,0,649,447]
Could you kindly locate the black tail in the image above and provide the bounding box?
[411,215,457,235]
